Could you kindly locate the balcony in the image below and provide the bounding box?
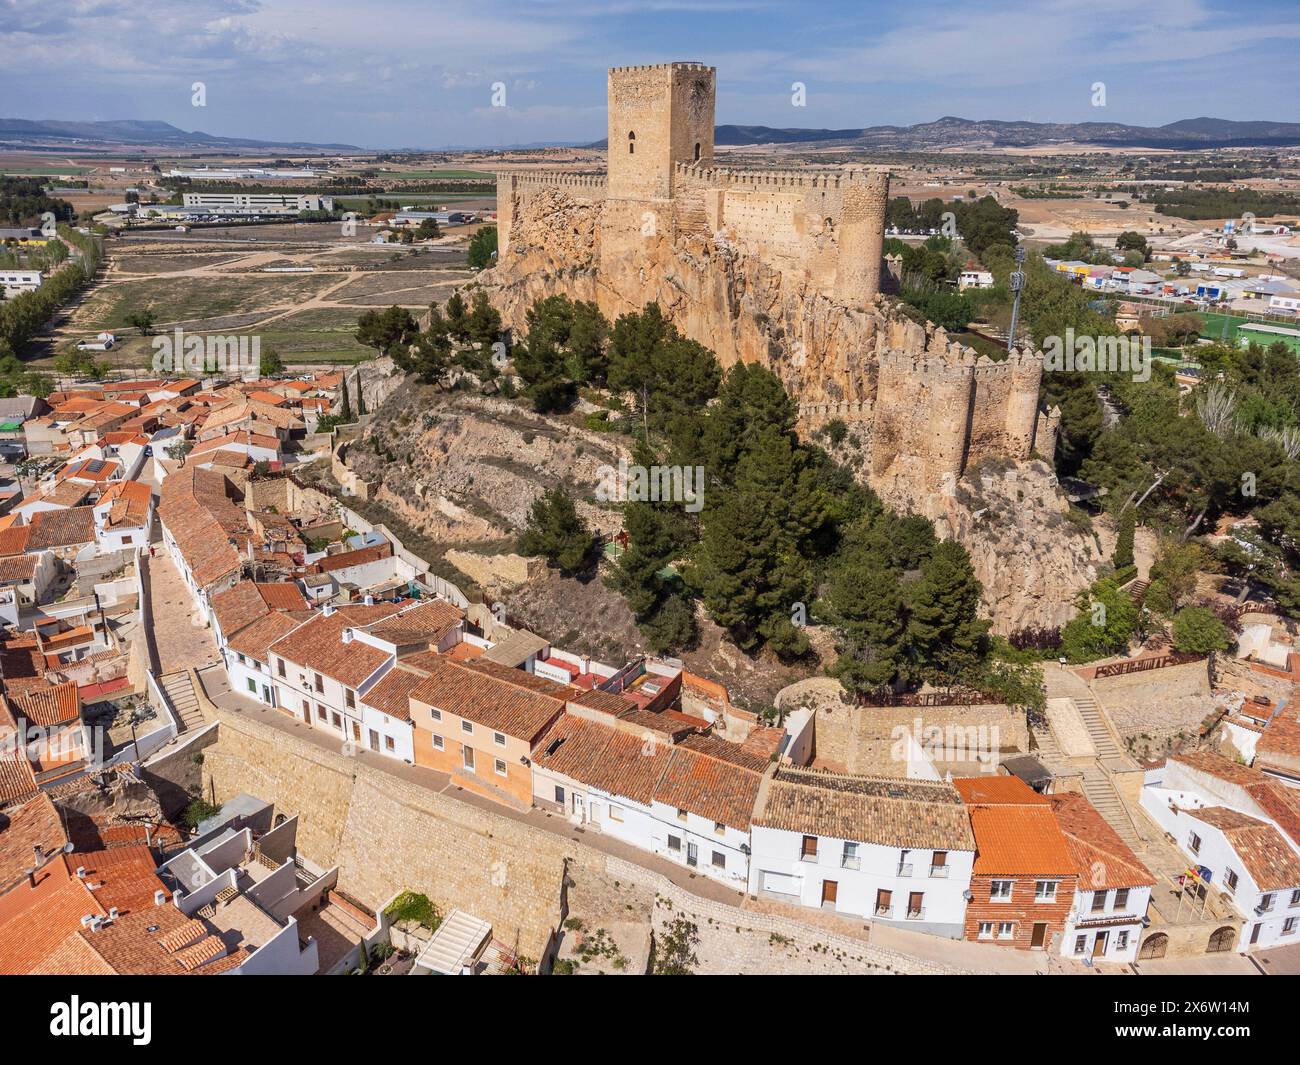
[874,906,893,918]
[841,855,861,870]
[800,852,819,864]
[896,863,913,878]
[905,907,926,921]
[929,865,949,879]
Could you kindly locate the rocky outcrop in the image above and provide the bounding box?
[943,459,1099,634]
[344,383,629,545]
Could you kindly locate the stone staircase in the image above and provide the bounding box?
[1041,664,1144,848]
[158,670,206,733]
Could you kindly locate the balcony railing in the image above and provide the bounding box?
[897,863,913,877]
[906,908,926,921]
[841,856,861,870]
[875,906,893,918]
[800,852,819,863]
[929,865,949,879]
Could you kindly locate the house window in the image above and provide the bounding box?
[463,746,475,770]
[1188,831,1201,854]
[315,705,326,721]
[628,131,635,154]
[990,880,1013,901]
[384,735,395,752]
[876,889,892,916]
[1090,890,1107,913]
[461,720,473,734]
[714,821,726,835]
[246,677,257,694]
[331,712,341,729]
[277,658,285,678]
[977,922,994,940]
[345,689,355,709]
[554,785,566,805]
[801,835,818,861]
[1290,889,1300,906]
[930,851,948,877]
[693,141,701,162]
[430,707,442,721]
[608,805,624,823]
[1114,888,1129,910]
[313,672,324,693]
[842,841,860,869]
[1116,931,1129,950]
[494,758,506,777]
[1035,880,1058,902]
[711,851,725,870]
[1260,893,1275,912]
[1284,917,1297,936]
[1225,869,1239,893]
[432,734,444,751]
[1074,935,1087,955]
[676,808,688,822]
[997,922,1014,940]
[493,732,506,747]
[667,835,681,852]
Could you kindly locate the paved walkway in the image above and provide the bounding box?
[145,552,221,675]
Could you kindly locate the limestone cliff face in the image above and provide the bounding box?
[481,189,1094,632]
[942,460,1100,634]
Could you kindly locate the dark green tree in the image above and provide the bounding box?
[518,488,596,575]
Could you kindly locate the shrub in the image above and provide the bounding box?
[383,891,441,931]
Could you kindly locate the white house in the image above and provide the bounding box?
[747,766,975,937]
[530,707,765,888]
[92,479,154,551]
[1140,751,1300,950]
[0,270,43,297]
[1050,792,1154,963]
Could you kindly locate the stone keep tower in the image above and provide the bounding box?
[607,63,716,202]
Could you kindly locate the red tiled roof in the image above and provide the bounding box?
[1049,792,1154,890]
[0,526,31,556]
[268,612,391,689]
[410,656,564,741]
[27,506,96,550]
[11,680,79,727]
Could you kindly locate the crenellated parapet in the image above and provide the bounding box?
[673,161,889,194]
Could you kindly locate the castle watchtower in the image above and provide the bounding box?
[607,62,715,201]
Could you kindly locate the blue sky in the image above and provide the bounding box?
[3,0,1299,149]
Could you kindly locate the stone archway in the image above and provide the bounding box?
[1138,932,1168,960]
[1207,926,1237,953]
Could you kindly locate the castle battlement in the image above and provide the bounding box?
[609,62,714,74]
[674,161,890,193]
[499,171,608,193]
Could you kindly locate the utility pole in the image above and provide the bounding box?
[1007,242,1027,352]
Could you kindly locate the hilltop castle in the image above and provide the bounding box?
[488,62,1058,517]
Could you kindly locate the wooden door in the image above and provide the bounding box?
[1031,922,1048,949]
[1092,931,1108,958]
[822,880,838,906]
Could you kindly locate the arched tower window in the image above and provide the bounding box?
[693,142,701,162]
[628,131,636,154]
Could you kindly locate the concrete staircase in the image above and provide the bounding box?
[1080,767,1142,850]
[1072,692,1125,763]
[158,670,205,733]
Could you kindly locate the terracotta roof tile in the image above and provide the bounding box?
[11,681,79,727]
[754,766,974,849]
[1188,807,1300,890]
[410,656,564,741]
[1049,792,1154,890]
[269,612,391,689]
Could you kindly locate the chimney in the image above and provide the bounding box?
[75,866,87,879]
[108,906,119,921]
[342,628,353,644]
[89,916,104,932]
[323,603,335,617]
[154,889,167,906]
[364,594,374,606]
[32,844,44,865]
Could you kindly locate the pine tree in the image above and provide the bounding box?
[1113,507,1135,571]
[905,539,990,677]
[518,488,595,575]
[824,553,908,695]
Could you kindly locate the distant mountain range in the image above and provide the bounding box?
[5,115,1300,153]
[618,116,1300,151]
[0,118,359,152]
